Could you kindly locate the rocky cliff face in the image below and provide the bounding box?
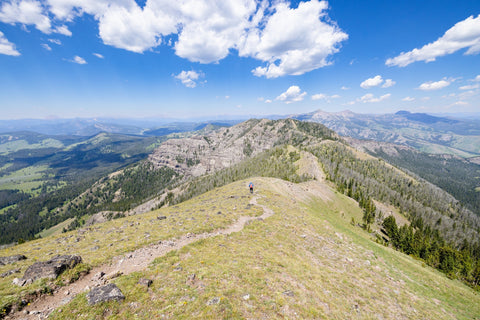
[148,119,321,178]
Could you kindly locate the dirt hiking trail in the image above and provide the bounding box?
[11,196,274,320]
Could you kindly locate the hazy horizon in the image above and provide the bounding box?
[1,0,480,119]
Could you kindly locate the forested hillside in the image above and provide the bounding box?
[360,144,480,215]
[0,132,165,244]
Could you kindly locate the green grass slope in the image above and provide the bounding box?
[2,177,478,319]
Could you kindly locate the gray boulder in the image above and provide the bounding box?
[18,255,82,285]
[1,268,20,278]
[0,254,26,265]
[87,283,125,305]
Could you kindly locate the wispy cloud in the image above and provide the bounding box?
[382,79,396,88]
[41,43,52,51]
[93,53,104,59]
[71,56,87,64]
[459,84,479,90]
[48,38,61,45]
[386,14,480,67]
[311,93,340,102]
[359,93,391,103]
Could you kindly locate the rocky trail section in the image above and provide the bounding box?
[9,196,274,319]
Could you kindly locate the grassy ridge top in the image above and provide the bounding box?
[1,177,477,319]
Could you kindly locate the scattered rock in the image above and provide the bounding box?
[157,216,167,220]
[282,290,294,297]
[105,271,123,280]
[92,271,105,281]
[137,278,153,287]
[1,268,20,278]
[0,254,27,265]
[17,255,82,286]
[87,283,125,305]
[206,297,221,305]
[91,246,100,251]
[186,273,196,286]
[160,240,176,247]
[242,294,250,300]
[85,211,123,226]
[12,277,26,286]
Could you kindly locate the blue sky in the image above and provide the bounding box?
[0,0,479,119]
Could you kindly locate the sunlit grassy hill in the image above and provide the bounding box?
[1,175,479,319]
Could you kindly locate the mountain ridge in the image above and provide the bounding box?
[293,109,480,157]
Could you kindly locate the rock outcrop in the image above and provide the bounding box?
[0,254,26,265]
[13,255,82,286]
[148,119,329,179]
[87,283,125,305]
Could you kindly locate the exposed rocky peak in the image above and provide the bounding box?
[148,118,330,178]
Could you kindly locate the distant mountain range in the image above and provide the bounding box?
[293,110,480,157]
[1,110,479,159]
[0,118,242,137]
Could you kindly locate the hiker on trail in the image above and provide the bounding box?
[249,182,254,194]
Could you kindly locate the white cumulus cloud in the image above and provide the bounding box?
[0,31,20,56]
[386,14,480,67]
[174,70,203,88]
[360,75,383,89]
[418,80,450,91]
[240,0,348,78]
[402,96,415,101]
[1,0,347,78]
[276,85,307,104]
[0,0,52,33]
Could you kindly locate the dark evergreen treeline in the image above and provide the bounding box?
[0,180,94,244]
[382,215,480,288]
[309,142,480,288]
[64,162,178,216]
[368,147,480,215]
[0,190,29,209]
